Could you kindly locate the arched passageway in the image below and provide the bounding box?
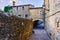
[33,20,44,29]
[33,20,39,27]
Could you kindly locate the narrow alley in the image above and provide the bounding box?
[29,29,50,40]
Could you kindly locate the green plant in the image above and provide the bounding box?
[4,6,12,12]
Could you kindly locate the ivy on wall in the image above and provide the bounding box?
[4,6,12,12]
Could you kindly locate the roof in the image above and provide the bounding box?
[11,4,34,7]
[29,7,43,9]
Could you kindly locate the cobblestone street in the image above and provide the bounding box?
[29,29,50,40]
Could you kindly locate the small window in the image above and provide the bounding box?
[25,14,28,17]
[57,21,59,27]
[56,18,60,27]
[18,15,21,17]
[22,6,24,10]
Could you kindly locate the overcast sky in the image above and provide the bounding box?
[0,0,44,10]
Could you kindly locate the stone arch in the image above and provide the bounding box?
[33,19,43,28]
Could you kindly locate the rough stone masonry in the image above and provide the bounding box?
[0,13,33,40]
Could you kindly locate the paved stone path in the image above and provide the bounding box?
[29,29,50,40]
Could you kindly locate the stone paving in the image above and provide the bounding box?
[29,29,50,40]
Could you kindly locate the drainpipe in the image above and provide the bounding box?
[42,0,46,28]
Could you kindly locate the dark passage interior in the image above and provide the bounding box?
[33,20,39,28]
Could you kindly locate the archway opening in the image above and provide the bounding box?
[33,20,44,29]
[33,20,39,28]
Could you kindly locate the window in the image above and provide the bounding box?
[56,18,60,27]
[22,6,24,10]
[18,15,21,17]
[57,21,59,27]
[25,14,28,17]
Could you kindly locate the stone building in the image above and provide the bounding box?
[4,4,44,21]
[29,7,43,21]
[45,0,60,40]
[9,4,34,19]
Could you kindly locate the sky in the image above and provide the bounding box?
[0,0,44,10]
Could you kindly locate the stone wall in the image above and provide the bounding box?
[29,7,43,21]
[45,0,60,40]
[10,5,34,19]
[0,14,33,40]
